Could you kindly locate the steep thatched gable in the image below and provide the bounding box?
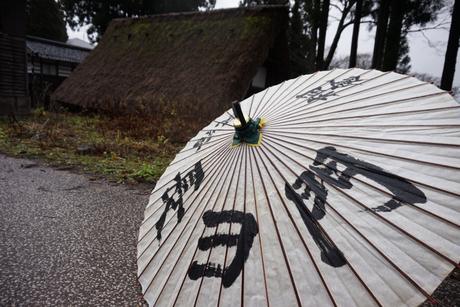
[52,6,289,134]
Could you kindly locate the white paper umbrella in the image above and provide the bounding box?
[137,68,460,307]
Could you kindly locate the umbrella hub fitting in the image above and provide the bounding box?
[231,101,265,146]
[233,117,264,146]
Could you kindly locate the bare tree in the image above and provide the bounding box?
[324,0,357,69]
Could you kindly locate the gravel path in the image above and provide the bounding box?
[0,154,149,306]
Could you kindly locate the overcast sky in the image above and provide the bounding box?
[67,0,460,87]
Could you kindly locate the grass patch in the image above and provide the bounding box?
[0,110,184,184]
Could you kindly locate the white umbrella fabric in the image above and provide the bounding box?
[137,68,460,307]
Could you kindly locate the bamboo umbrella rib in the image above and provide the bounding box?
[239,145,248,307]
[247,94,255,118]
[216,146,247,307]
[247,145,270,307]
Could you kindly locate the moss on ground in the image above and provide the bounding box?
[0,110,183,184]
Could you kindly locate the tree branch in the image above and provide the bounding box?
[407,22,450,32]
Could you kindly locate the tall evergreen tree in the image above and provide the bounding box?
[372,0,444,72]
[441,0,460,91]
[316,0,329,70]
[349,0,363,68]
[289,0,313,76]
[381,0,406,71]
[62,0,215,43]
[371,0,390,69]
[26,0,68,42]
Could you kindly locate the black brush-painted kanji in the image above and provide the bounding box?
[193,115,232,151]
[188,210,258,288]
[155,161,204,241]
[285,171,347,267]
[296,75,361,103]
[310,146,427,212]
[285,146,427,268]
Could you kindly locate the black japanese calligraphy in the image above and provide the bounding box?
[155,161,204,241]
[285,171,347,267]
[296,75,361,103]
[285,146,427,268]
[295,86,336,103]
[188,210,258,288]
[329,76,361,90]
[193,130,215,151]
[192,115,233,151]
[310,146,427,212]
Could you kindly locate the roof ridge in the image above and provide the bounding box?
[26,35,93,51]
[112,5,289,23]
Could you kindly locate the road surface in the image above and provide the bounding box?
[0,154,149,306]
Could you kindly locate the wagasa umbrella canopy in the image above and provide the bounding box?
[137,68,460,307]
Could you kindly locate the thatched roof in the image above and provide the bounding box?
[52,6,289,136]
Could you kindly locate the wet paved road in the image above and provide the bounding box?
[0,154,149,306]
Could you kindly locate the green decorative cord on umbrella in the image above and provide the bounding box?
[231,100,266,146]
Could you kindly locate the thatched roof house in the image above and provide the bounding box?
[52,6,289,134]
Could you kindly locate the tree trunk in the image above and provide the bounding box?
[309,0,321,69]
[316,0,330,70]
[371,0,390,69]
[382,0,405,71]
[349,0,363,68]
[441,0,460,91]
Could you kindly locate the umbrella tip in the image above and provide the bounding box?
[232,101,247,128]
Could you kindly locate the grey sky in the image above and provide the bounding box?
[67,0,460,87]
